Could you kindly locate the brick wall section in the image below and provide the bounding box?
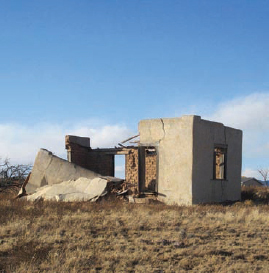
[125,147,157,193]
[66,135,157,193]
[125,148,139,194]
[145,152,157,191]
[67,143,114,177]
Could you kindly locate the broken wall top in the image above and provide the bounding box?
[65,135,91,149]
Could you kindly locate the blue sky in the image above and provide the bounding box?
[0,1,269,178]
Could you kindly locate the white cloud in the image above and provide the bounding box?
[206,92,269,160]
[208,93,269,131]
[2,92,268,177]
[242,168,260,179]
[68,124,132,149]
[0,122,134,165]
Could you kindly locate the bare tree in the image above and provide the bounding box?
[257,168,269,187]
[0,158,32,188]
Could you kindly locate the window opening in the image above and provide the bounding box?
[214,146,227,180]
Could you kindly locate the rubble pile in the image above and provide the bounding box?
[18,148,158,203]
[23,176,135,202]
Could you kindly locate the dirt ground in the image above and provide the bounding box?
[0,187,269,272]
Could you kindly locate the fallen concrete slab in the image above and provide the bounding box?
[26,177,108,202]
[25,149,101,194]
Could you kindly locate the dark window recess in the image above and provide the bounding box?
[214,147,227,180]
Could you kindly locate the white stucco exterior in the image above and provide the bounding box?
[139,115,242,205]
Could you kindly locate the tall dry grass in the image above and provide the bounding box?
[0,187,269,272]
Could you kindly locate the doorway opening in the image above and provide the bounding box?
[139,146,158,193]
[115,155,125,179]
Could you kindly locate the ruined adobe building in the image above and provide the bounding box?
[66,115,242,205]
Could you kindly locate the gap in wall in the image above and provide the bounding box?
[115,155,125,179]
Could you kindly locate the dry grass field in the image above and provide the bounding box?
[1,187,269,272]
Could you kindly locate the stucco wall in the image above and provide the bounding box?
[139,116,194,205]
[192,117,242,203]
[26,149,100,194]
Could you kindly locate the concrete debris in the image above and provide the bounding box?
[19,149,131,202]
[25,176,131,202]
[128,195,135,203]
[24,173,157,203]
[26,177,108,202]
[25,149,101,194]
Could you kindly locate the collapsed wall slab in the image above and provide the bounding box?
[25,149,101,194]
[26,177,108,202]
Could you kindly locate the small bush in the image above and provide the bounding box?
[241,186,269,203]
